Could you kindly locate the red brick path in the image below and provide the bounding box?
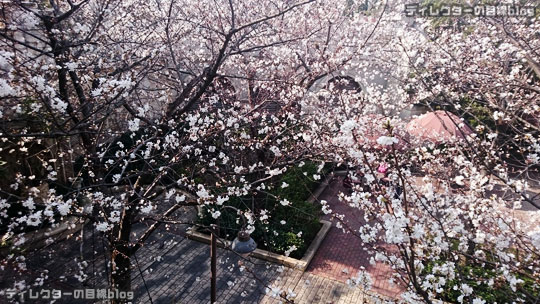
[307,177,405,299]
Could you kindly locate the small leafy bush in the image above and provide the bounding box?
[422,252,539,303]
[198,161,325,259]
[272,161,320,202]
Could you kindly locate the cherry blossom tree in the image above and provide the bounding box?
[0,0,328,299]
[302,1,540,303]
[1,0,539,303]
[0,0,405,301]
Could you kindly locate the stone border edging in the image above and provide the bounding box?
[187,220,331,271]
[299,219,331,270]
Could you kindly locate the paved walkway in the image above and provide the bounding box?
[4,174,538,303]
[1,203,387,304]
[130,231,383,304]
[307,177,404,299]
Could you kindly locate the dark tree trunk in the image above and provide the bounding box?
[465,220,476,262]
[110,207,134,303]
[111,242,131,292]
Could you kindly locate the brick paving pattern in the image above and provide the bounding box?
[1,202,390,303]
[307,177,405,299]
[130,229,386,303]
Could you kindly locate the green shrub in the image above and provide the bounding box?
[272,161,321,202]
[423,253,539,303]
[197,161,325,259]
[199,198,321,259]
[457,97,496,130]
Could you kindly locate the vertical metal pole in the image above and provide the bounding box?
[210,229,217,303]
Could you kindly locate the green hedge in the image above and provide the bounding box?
[423,253,539,303]
[197,161,325,259]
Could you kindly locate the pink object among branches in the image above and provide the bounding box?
[406,110,474,144]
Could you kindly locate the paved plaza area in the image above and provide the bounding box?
[129,231,390,303]
[1,180,405,303]
[115,177,404,303]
